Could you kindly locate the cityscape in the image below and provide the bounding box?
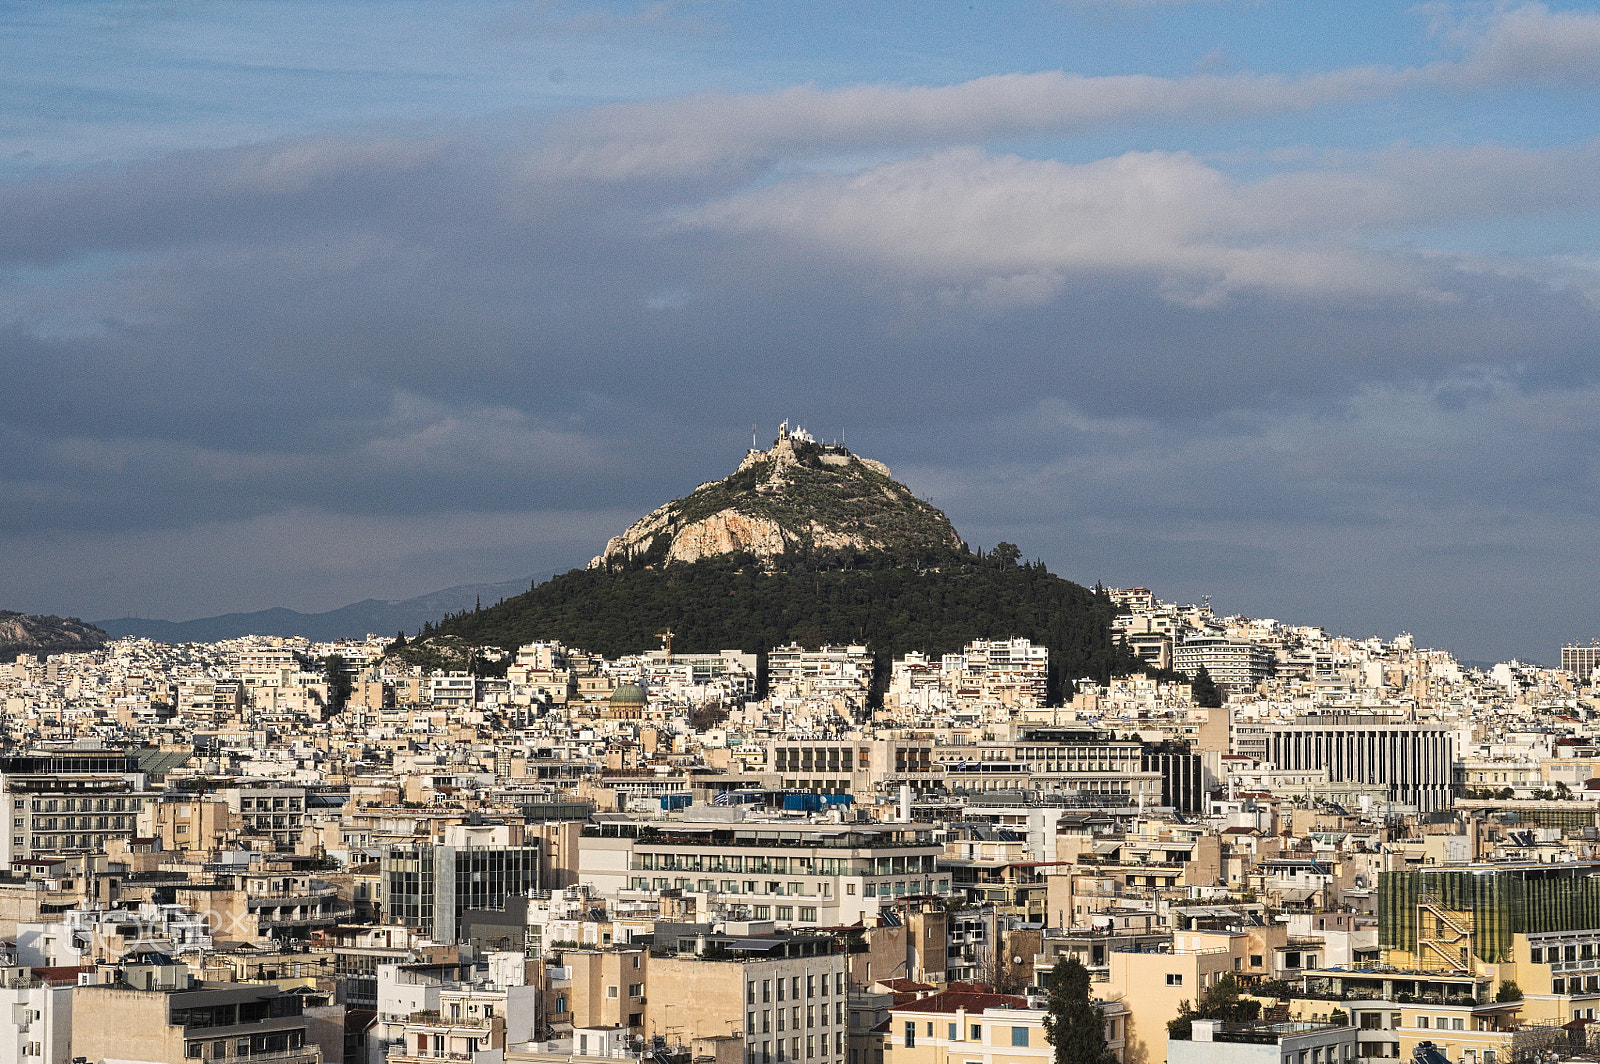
[8,4,1600,1064]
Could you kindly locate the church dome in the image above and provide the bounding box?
[610,682,647,705]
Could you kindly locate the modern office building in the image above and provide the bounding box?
[1265,716,1453,812]
[379,826,540,944]
[1561,643,1600,678]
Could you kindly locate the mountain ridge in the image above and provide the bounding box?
[96,576,534,643]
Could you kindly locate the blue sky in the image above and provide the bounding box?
[4,0,1600,662]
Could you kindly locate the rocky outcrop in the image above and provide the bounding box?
[591,425,965,570]
[0,611,108,663]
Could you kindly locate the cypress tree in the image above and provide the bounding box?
[1042,958,1115,1064]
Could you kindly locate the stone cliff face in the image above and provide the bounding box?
[0,611,108,663]
[590,428,966,569]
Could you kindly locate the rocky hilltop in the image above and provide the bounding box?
[590,424,965,570]
[0,611,107,663]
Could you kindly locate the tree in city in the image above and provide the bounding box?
[1042,957,1116,1064]
[1168,973,1261,1039]
[1189,666,1223,709]
[320,654,353,713]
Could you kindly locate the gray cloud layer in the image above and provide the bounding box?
[4,2,1600,658]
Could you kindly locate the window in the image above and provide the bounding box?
[608,986,619,998]
[970,1026,980,1040]
[186,1044,203,1059]
[948,1024,958,1041]
[750,982,757,1005]
[903,1024,915,1049]
[1250,954,1263,967]
[629,983,644,998]
[1011,1028,1029,1047]
[1165,974,1183,986]
[1417,1017,1428,1029]
[1531,948,1544,963]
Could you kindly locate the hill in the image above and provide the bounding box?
[428,552,1136,702]
[425,425,1140,701]
[590,423,965,571]
[0,611,108,663]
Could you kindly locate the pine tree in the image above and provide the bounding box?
[1190,665,1223,708]
[1042,958,1115,1064]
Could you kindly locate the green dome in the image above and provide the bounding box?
[610,682,647,705]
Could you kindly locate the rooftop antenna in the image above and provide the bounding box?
[752,425,757,449]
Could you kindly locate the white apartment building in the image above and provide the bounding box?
[577,818,946,928]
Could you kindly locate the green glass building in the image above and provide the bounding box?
[1379,863,1600,964]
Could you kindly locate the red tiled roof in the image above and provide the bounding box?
[890,988,1027,1015]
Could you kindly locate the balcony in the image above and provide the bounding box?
[250,885,339,903]
[256,905,355,926]
[223,1049,321,1064]
[407,1011,495,1030]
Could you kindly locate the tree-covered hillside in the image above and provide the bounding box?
[429,548,1139,703]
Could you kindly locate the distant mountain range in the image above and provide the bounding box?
[96,577,534,643]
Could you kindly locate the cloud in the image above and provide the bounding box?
[537,68,1428,181]
[4,29,1600,651]
[682,140,1600,304]
[903,374,1600,657]
[1449,2,1600,86]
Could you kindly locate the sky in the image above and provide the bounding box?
[3,0,1600,662]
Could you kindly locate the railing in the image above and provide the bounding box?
[227,1048,321,1064]
[407,1012,495,1029]
[250,886,338,902]
[256,906,355,925]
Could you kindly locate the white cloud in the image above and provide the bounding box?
[1450,2,1600,85]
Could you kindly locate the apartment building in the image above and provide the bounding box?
[0,752,151,866]
[1175,636,1276,695]
[886,987,1126,1064]
[578,818,946,928]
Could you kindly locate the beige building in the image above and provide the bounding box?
[71,956,334,1064]
[564,947,649,1033]
[1104,929,1281,1064]
[643,931,847,1064]
[886,988,1126,1064]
